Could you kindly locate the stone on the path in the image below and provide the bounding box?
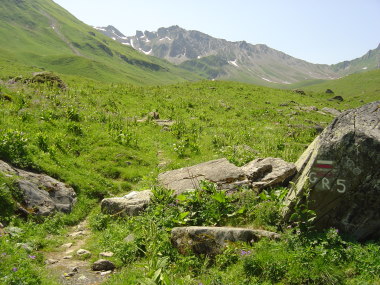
[61,243,73,249]
[158,158,247,194]
[100,252,114,257]
[171,226,280,255]
[321,107,341,117]
[0,160,76,216]
[92,259,116,271]
[242,158,297,191]
[45,259,59,265]
[76,249,91,257]
[100,270,112,276]
[63,256,73,260]
[283,101,380,240]
[101,190,152,216]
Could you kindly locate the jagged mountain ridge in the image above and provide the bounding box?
[96,25,379,85]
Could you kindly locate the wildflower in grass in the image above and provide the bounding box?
[12,267,18,272]
[28,255,36,259]
[240,250,251,256]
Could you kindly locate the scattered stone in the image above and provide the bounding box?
[329,95,344,102]
[242,158,297,191]
[171,226,280,255]
[0,160,77,216]
[148,111,160,120]
[100,252,114,257]
[0,223,4,228]
[325,89,334,94]
[69,231,86,237]
[283,101,380,241]
[155,119,176,127]
[76,249,91,257]
[321,107,341,116]
[293,89,306,95]
[92,259,116,271]
[299,106,318,112]
[158,158,247,195]
[16,243,33,252]
[63,256,73,260]
[45,259,59,265]
[100,270,112,276]
[78,275,88,281]
[4,226,23,237]
[101,190,153,216]
[124,234,135,243]
[30,72,66,89]
[61,243,73,249]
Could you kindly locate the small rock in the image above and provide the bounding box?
[63,256,73,259]
[63,272,76,278]
[76,249,91,256]
[293,89,306,95]
[124,234,135,243]
[69,231,86,237]
[16,243,33,252]
[325,89,334,94]
[148,111,160,120]
[4,227,23,237]
[100,251,114,257]
[321,107,341,116]
[78,275,88,281]
[0,223,4,228]
[92,259,116,271]
[61,243,73,249]
[100,270,112,276]
[45,259,59,265]
[101,190,152,216]
[329,95,344,102]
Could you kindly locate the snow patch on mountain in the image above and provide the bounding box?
[228,60,239,67]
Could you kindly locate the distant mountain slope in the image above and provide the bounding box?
[98,25,379,86]
[0,0,199,84]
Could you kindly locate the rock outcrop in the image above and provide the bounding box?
[171,226,280,255]
[242,158,296,190]
[283,101,380,240]
[158,158,247,194]
[101,190,152,216]
[0,160,76,216]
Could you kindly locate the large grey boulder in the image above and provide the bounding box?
[158,158,247,194]
[242,157,296,190]
[283,101,380,240]
[0,160,76,216]
[101,190,152,216]
[171,226,280,255]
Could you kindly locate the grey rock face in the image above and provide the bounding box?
[92,259,116,271]
[171,226,280,255]
[101,190,152,216]
[242,158,297,190]
[283,101,380,240]
[0,160,76,216]
[321,107,341,117]
[158,158,246,194]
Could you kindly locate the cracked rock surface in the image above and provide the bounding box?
[283,101,380,240]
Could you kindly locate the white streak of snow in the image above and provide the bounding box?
[228,60,239,67]
[362,66,368,70]
[130,39,135,48]
[122,42,131,46]
[94,27,106,32]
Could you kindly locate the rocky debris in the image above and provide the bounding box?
[297,106,318,112]
[69,231,86,238]
[124,234,135,243]
[242,158,297,191]
[0,160,77,216]
[155,119,176,127]
[76,249,91,257]
[325,89,334,94]
[158,158,247,194]
[321,107,341,116]
[293,89,306,95]
[99,252,114,257]
[99,270,112,276]
[4,226,23,237]
[63,255,73,260]
[101,190,152,216]
[16,243,33,252]
[148,111,160,120]
[30,72,66,89]
[91,259,116,271]
[61,243,73,249]
[171,226,280,255]
[329,95,344,102]
[63,267,79,278]
[283,101,380,240]
[45,259,59,265]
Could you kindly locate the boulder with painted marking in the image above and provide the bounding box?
[101,190,152,216]
[283,101,380,240]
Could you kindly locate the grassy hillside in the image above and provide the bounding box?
[1,71,379,284]
[303,69,380,102]
[0,0,200,84]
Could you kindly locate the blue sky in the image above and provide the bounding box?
[53,0,380,64]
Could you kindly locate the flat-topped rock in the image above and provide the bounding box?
[101,190,152,216]
[283,101,380,240]
[158,158,247,194]
[171,226,280,255]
